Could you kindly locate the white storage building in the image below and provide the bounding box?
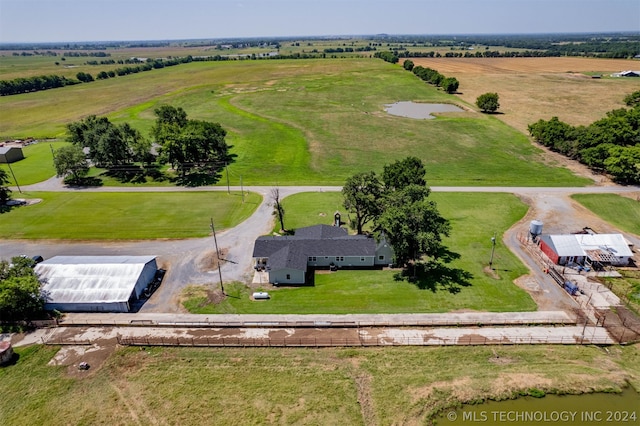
[35,256,158,313]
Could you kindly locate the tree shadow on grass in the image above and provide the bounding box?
[105,164,169,184]
[63,176,103,187]
[393,248,473,294]
[172,170,223,187]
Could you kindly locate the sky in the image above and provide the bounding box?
[0,0,638,43]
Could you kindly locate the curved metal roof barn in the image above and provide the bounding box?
[35,256,157,313]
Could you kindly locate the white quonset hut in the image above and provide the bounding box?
[35,256,158,313]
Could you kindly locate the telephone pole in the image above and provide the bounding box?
[210,218,225,295]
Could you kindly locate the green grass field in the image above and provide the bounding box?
[185,192,535,314]
[1,58,590,187]
[0,191,260,240]
[571,194,640,236]
[1,344,637,425]
[1,141,68,186]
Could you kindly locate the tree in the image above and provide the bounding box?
[75,71,94,82]
[476,92,500,113]
[53,144,89,183]
[604,145,640,184]
[440,77,459,94]
[382,156,426,191]
[376,184,450,270]
[402,59,414,71]
[624,90,640,107]
[342,171,384,234]
[153,106,229,177]
[271,187,286,232]
[0,167,11,203]
[0,256,46,322]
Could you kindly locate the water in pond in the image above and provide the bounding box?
[384,101,464,119]
[435,388,640,425]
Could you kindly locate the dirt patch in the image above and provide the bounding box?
[355,374,377,426]
[483,266,501,279]
[488,348,518,365]
[48,343,116,378]
[196,249,228,272]
[410,377,475,404]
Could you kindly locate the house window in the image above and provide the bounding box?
[286,274,291,280]
[361,257,365,262]
[378,255,385,260]
[308,256,317,262]
[336,256,344,262]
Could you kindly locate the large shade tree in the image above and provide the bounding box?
[53,144,89,183]
[152,105,230,177]
[67,115,148,168]
[376,184,451,269]
[342,171,384,234]
[342,157,451,271]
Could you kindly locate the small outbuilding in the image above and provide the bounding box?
[35,255,158,312]
[0,341,14,365]
[0,146,24,164]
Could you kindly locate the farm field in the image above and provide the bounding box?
[571,193,640,236]
[0,191,260,240]
[1,344,638,425]
[409,57,640,134]
[1,58,591,186]
[184,192,534,314]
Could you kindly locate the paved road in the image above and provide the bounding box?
[2,178,639,313]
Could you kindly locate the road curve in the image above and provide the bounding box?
[3,179,639,312]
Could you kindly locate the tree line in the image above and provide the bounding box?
[0,74,80,96]
[528,91,640,185]
[402,60,459,94]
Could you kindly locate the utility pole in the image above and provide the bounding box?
[210,217,225,295]
[489,232,497,270]
[6,162,21,193]
[240,175,244,203]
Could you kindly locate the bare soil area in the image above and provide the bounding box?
[409,57,638,134]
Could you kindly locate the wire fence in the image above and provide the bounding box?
[57,317,577,328]
[111,334,615,348]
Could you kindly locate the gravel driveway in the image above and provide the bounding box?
[2,178,639,313]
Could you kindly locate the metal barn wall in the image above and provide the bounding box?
[133,259,158,298]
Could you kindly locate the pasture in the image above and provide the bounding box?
[409,57,640,133]
[1,58,590,186]
[1,344,637,425]
[571,193,640,236]
[0,191,260,240]
[185,192,535,314]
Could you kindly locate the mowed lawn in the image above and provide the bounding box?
[1,58,590,186]
[571,194,640,236]
[0,191,260,239]
[2,344,637,426]
[185,191,536,313]
[1,141,68,186]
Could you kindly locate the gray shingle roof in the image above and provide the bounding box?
[252,225,376,271]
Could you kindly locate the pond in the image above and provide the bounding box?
[435,388,640,425]
[384,101,464,119]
